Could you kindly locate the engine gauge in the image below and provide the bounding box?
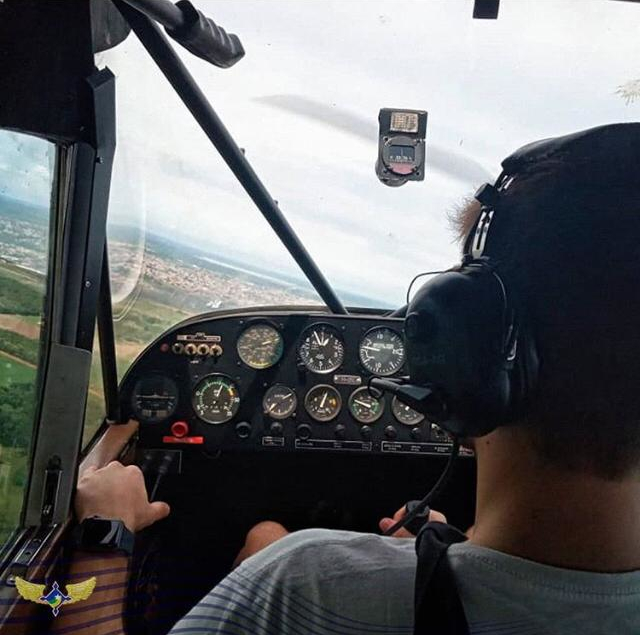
[192,374,240,425]
[359,327,405,376]
[263,385,297,420]
[304,384,342,422]
[348,387,384,424]
[131,376,179,423]
[391,396,425,426]
[237,323,284,369]
[299,324,344,374]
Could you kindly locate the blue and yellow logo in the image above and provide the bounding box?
[15,576,96,617]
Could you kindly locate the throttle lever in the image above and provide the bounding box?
[149,452,175,502]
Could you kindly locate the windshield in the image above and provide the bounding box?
[97,0,639,356]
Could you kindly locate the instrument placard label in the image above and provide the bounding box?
[333,374,362,386]
[381,441,451,455]
[262,436,285,447]
[295,439,372,452]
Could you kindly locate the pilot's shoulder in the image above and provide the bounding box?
[240,528,416,583]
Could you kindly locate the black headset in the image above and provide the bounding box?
[397,123,640,438]
[403,172,538,438]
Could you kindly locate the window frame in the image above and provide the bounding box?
[0,68,116,573]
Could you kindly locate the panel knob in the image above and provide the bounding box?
[384,425,397,440]
[410,427,422,441]
[360,425,372,440]
[171,421,189,438]
[235,422,252,439]
[335,424,346,440]
[296,424,312,440]
[269,421,283,436]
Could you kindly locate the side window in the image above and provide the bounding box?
[0,130,55,546]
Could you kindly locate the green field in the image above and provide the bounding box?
[0,263,45,315]
[0,352,35,387]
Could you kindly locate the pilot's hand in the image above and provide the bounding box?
[76,461,170,533]
[379,505,447,538]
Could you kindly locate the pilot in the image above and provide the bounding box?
[57,124,640,635]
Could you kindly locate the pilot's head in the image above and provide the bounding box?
[451,124,640,478]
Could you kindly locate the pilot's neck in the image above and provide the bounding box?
[468,426,640,572]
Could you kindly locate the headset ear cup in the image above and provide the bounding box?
[406,267,514,438]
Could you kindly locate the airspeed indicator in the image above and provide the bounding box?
[193,375,240,425]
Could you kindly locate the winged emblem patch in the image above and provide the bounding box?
[15,576,96,616]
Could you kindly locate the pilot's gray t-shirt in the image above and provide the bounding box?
[170,528,640,635]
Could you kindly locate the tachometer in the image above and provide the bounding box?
[359,327,405,376]
[237,323,284,369]
[193,375,240,424]
[263,385,297,420]
[132,376,178,423]
[299,324,344,374]
[348,387,384,424]
[304,384,342,422]
[391,396,425,426]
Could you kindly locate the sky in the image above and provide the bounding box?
[3,0,639,308]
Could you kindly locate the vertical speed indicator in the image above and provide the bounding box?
[359,327,405,376]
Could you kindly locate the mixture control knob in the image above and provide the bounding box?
[410,427,422,441]
[296,424,312,440]
[384,425,398,440]
[360,425,372,440]
[235,422,252,439]
[269,421,283,436]
[335,424,346,440]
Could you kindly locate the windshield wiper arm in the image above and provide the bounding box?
[114,0,348,315]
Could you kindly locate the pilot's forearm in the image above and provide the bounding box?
[49,552,129,635]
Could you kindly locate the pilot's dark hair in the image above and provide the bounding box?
[453,151,640,479]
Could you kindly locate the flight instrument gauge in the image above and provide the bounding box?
[359,327,405,376]
[263,385,297,420]
[392,396,425,426]
[193,375,240,424]
[299,324,344,373]
[348,387,384,424]
[304,384,342,422]
[237,323,284,369]
[131,376,178,423]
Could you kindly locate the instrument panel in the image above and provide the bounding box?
[121,309,465,457]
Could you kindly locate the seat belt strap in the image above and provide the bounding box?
[414,522,470,635]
